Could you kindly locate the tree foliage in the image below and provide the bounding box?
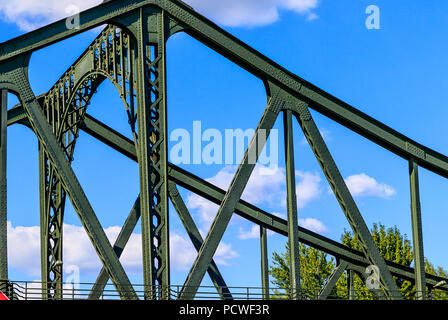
[336,223,413,299]
[269,223,448,299]
[270,242,335,298]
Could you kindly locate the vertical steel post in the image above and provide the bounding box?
[283,109,301,299]
[135,8,170,299]
[38,144,48,299]
[0,90,7,294]
[260,226,269,300]
[39,158,65,300]
[409,157,426,300]
[348,269,355,300]
[38,147,65,300]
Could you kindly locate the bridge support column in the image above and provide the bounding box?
[134,8,170,300]
[283,109,301,299]
[0,90,8,295]
[38,146,65,300]
[409,158,426,300]
[260,226,270,300]
[348,269,355,300]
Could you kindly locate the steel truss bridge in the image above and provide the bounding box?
[0,0,447,301]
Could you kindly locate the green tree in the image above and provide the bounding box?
[270,242,335,299]
[269,223,447,300]
[335,223,413,299]
[425,260,448,300]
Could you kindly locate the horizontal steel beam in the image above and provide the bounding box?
[6,106,28,126]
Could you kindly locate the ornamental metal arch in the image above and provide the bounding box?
[0,0,447,301]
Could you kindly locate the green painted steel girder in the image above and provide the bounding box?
[409,158,426,299]
[38,143,50,299]
[29,100,138,299]
[131,8,171,300]
[260,227,270,300]
[39,147,66,299]
[0,89,8,294]
[348,269,355,300]
[283,109,301,299]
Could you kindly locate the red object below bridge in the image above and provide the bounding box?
[0,291,9,300]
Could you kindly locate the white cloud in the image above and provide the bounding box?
[298,217,327,233]
[296,170,321,208]
[186,195,220,231]
[0,0,319,31]
[237,224,277,240]
[169,231,238,270]
[7,222,41,277]
[307,12,319,21]
[238,225,260,240]
[186,0,319,27]
[187,165,322,230]
[0,0,101,31]
[213,242,239,266]
[344,173,396,198]
[244,165,288,206]
[7,222,238,277]
[170,232,198,270]
[272,212,286,220]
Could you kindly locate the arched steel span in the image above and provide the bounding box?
[1,0,447,300]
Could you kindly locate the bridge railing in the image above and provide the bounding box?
[1,280,446,300]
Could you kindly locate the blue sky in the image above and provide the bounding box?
[2,0,448,292]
